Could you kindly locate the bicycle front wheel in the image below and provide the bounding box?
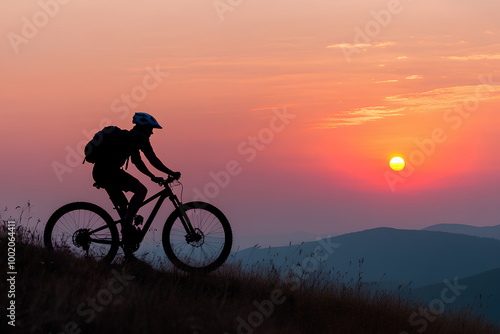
[44,202,120,263]
[162,201,233,273]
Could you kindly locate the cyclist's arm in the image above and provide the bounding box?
[131,152,155,179]
[143,148,176,175]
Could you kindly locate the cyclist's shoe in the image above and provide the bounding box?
[121,222,141,253]
[124,250,140,263]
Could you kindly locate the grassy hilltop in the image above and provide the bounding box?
[1,225,498,334]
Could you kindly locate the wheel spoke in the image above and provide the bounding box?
[45,203,119,263]
[163,202,232,272]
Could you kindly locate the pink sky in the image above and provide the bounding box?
[1,0,500,241]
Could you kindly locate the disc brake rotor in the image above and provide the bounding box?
[186,228,205,248]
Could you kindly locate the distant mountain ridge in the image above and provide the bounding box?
[230,227,500,288]
[423,223,500,240]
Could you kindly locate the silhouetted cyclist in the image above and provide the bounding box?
[91,112,181,255]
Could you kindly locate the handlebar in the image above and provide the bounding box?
[151,174,181,187]
[163,175,180,186]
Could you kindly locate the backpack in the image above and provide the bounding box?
[83,126,123,164]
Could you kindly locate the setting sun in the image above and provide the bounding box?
[390,157,405,171]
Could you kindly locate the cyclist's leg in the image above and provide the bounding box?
[93,167,146,245]
[116,171,147,256]
[104,187,128,218]
[93,166,141,257]
[120,171,147,218]
[93,165,128,218]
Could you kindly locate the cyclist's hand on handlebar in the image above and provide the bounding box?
[171,171,181,180]
[151,176,165,185]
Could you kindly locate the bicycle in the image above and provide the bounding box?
[43,176,233,273]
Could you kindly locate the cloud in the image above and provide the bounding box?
[316,84,500,128]
[376,79,399,83]
[315,106,405,128]
[385,85,500,111]
[445,54,500,61]
[326,41,396,50]
[374,74,421,84]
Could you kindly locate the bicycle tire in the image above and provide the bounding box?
[44,202,120,263]
[162,201,232,273]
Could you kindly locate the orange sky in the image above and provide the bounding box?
[2,0,500,238]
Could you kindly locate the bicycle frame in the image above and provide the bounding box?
[134,183,196,242]
[92,181,195,244]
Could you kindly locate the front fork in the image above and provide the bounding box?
[172,195,201,243]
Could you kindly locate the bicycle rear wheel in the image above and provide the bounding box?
[44,202,119,263]
[162,201,232,273]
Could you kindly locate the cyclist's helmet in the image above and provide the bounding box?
[132,112,162,129]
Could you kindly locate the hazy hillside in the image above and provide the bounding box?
[137,231,330,262]
[231,227,500,288]
[413,268,500,325]
[233,231,329,250]
[423,223,500,240]
[1,225,498,334]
